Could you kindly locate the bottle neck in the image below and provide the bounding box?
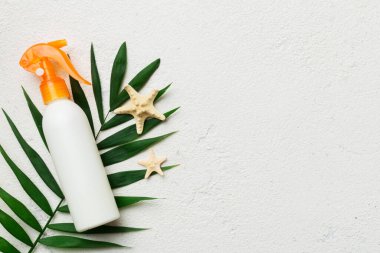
[39,58,71,104]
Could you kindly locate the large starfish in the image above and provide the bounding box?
[138,149,167,179]
[114,85,166,134]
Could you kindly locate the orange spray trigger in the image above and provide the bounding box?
[47,39,68,49]
[20,40,91,104]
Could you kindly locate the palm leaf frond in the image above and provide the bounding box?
[69,76,95,135]
[110,42,127,108]
[108,165,178,189]
[58,196,157,213]
[0,186,41,232]
[101,114,133,131]
[39,236,125,248]
[0,209,32,246]
[0,236,21,253]
[98,107,179,150]
[101,132,175,166]
[111,58,160,111]
[91,44,105,124]
[115,196,157,208]
[2,110,63,198]
[21,87,47,149]
[0,145,52,215]
[48,223,146,234]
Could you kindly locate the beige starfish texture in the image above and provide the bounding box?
[138,149,167,179]
[114,85,166,134]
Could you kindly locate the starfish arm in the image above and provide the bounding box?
[154,166,164,176]
[148,108,166,121]
[114,103,135,114]
[125,85,140,100]
[135,116,146,134]
[147,89,159,102]
[145,169,153,179]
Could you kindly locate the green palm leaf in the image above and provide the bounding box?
[115,196,157,208]
[101,132,175,166]
[58,196,157,213]
[0,209,32,246]
[155,83,172,100]
[39,236,125,248]
[101,83,172,130]
[110,42,127,108]
[0,145,52,215]
[48,223,146,234]
[0,186,41,232]
[91,44,105,124]
[98,107,179,150]
[2,110,63,198]
[69,76,95,135]
[56,205,69,213]
[22,87,47,149]
[110,58,160,111]
[0,236,21,253]
[109,165,178,189]
[101,114,133,131]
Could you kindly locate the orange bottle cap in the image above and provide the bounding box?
[19,39,91,104]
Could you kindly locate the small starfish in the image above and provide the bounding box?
[114,85,166,134]
[138,149,167,179]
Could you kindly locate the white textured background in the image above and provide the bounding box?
[1,0,380,252]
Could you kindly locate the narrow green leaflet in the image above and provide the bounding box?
[39,236,125,248]
[101,83,172,131]
[2,110,63,198]
[98,107,179,150]
[0,236,21,253]
[155,83,172,100]
[101,132,175,166]
[0,209,32,246]
[155,83,172,101]
[48,223,146,234]
[0,145,52,215]
[111,58,160,111]
[56,205,69,213]
[0,186,41,232]
[100,114,133,131]
[91,44,105,124]
[108,165,178,189]
[58,196,157,213]
[22,87,47,149]
[115,196,157,208]
[69,76,95,135]
[110,42,127,108]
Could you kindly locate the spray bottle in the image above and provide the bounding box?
[19,39,120,232]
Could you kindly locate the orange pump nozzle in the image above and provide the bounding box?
[19,39,91,104]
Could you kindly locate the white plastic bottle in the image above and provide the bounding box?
[19,39,120,232]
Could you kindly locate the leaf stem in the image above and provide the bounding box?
[28,198,64,253]
[95,111,110,140]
